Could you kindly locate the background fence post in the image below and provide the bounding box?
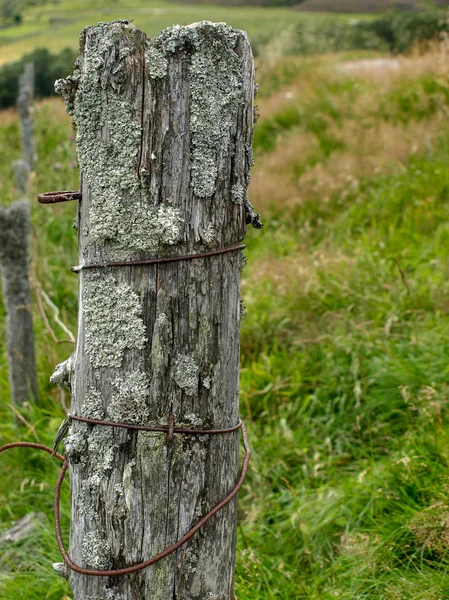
[17,61,35,170]
[53,20,256,599]
[12,159,30,196]
[0,200,38,405]
[0,61,38,406]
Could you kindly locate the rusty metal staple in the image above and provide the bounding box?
[37,190,82,204]
[0,418,250,577]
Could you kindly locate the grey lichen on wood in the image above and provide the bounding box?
[81,531,109,569]
[55,19,257,599]
[146,45,168,79]
[81,384,105,419]
[174,353,199,396]
[83,272,147,368]
[0,201,38,404]
[57,21,182,261]
[109,369,150,423]
[155,23,243,199]
[17,62,36,169]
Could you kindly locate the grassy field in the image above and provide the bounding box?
[3,9,449,600]
[0,0,377,65]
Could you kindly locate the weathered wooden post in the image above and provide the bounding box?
[52,20,258,599]
[0,200,38,404]
[0,62,38,406]
[12,159,30,196]
[17,62,35,170]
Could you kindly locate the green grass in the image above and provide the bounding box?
[0,0,362,64]
[3,33,449,600]
[235,138,449,598]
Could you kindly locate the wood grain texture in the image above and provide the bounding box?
[54,20,255,599]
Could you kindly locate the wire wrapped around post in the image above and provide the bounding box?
[0,419,250,576]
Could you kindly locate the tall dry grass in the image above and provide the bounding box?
[251,42,449,215]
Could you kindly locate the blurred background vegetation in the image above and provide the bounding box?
[3,0,449,599]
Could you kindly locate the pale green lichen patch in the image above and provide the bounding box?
[151,562,170,600]
[156,205,183,246]
[183,546,199,574]
[155,22,244,198]
[202,223,215,244]
[108,369,150,424]
[78,427,117,517]
[183,412,204,427]
[145,44,168,79]
[82,384,105,419]
[83,272,147,368]
[88,426,116,473]
[231,183,244,205]
[65,427,88,463]
[65,21,182,258]
[174,353,199,396]
[82,531,109,569]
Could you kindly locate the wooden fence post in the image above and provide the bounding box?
[12,159,30,196]
[0,62,38,406]
[0,201,38,404]
[52,20,257,599]
[17,62,35,170]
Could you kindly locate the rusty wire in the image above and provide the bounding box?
[0,419,250,577]
[37,190,82,204]
[69,413,243,436]
[71,243,246,272]
[0,441,65,463]
[3,189,252,577]
[54,419,250,577]
[37,190,246,272]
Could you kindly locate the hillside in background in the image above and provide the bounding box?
[296,0,449,12]
[3,0,449,18]
[162,0,449,9]
[2,2,449,112]
[0,0,359,65]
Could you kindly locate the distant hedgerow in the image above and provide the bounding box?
[282,10,449,56]
[0,47,77,109]
[363,10,449,53]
